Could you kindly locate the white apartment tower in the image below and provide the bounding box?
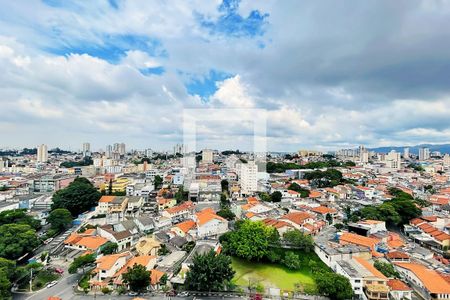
[239,161,258,196]
[385,150,401,169]
[37,144,48,162]
[202,149,214,163]
[403,147,410,159]
[443,154,450,167]
[82,142,91,157]
[419,147,430,161]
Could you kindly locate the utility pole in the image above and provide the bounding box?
[29,268,33,292]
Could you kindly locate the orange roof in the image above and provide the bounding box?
[281,212,312,225]
[165,201,195,215]
[175,219,196,233]
[247,197,259,204]
[150,269,166,285]
[309,190,322,198]
[387,279,411,291]
[48,297,62,300]
[312,206,337,215]
[354,257,387,279]
[196,208,226,226]
[96,252,129,271]
[263,218,293,229]
[114,255,156,277]
[387,239,404,249]
[83,228,96,235]
[395,263,450,294]
[386,251,409,259]
[340,232,379,249]
[245,212,255,218]
[99,196,115,203]
[75,236,108,250]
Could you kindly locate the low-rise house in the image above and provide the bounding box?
[395,262,450,300]
[194,208,228,238]
[162,201,195,222]
[64,233,108,252]
[134,215,155,233]
[339,232,381,256]
[113,255,157,286]
[279,211,314,231]
[97,225,133,251]
[150,269,167,290]
[135,236,161,256]
[387,279,412,300]
[385,251,410,263]
[90,252,131,286]
[171,219,196,238]
[336,257,389,300]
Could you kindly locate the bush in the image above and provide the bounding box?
[101,287,111,294]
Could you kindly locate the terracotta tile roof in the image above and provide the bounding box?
[422,215,438,222]
[114,255,156,278]
[435,232,450,242]
[263,218,293,229]
[395,263,450,294]
[312,206,337,215]
[354,257,387,279]
[174,219,196,233]
[309,190,322,198]
[75,236,108,250]
[195,208,226,226]
[150,269,166,285]
[386,251,410,259]
[165,201,195,215]
[387,279,411,291]
[281,212,312,225]
[99,196,115,203]
[339,232,379,249]
[96,252,129,271]
[410,218,424,226]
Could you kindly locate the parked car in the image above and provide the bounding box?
[46,281,58,288]
[55,268,64,274]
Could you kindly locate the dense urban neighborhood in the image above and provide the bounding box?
[1,145,450,300]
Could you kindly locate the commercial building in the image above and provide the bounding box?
[36,144,48,162]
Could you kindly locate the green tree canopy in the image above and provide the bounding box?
[154,175,163,188]
[221,220,279,261]
[122,264,151,292]
[51,177,101,217]
[185,250,235,292]
[68,253,96,274]
[282,251,302,270]
[47,208,72,232]
[217,208,236,221]
[270,191,282,202]
[288,183,310,198]
[0,209,41,230]
[315,272,353,300]
[374,261,400,278]
[282,229,314,252]
[100,242,118,255]
[0,224,39,260]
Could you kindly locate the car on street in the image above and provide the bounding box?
[46,280,58,288]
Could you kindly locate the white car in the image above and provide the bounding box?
[46,281,58,288]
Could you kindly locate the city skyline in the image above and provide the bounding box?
[2,1,450,151]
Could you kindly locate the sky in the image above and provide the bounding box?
[1,0,450,152]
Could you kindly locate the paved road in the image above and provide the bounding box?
[13,271,80,300]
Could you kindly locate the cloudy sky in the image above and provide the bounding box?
[1,0,450,152]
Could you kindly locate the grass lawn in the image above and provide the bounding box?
[17,269,60,291]
[231,252,325,293]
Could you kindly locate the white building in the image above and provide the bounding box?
[419,147,430,161]
[385,150,401,169]
[443,154,450,167]
[239,161,258,196]
[202,149,213,163]
[404,147,410,159]
[82,142,91,157]
[36,144,48,163]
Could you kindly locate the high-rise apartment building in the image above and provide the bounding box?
[82,142,91,157]
[444,154,450,167]
[105,145,113,158]
[202,149,213,163]
[239,161,258,196]
[419,147,430,161]
[403,147,410,159]
[385,150,401,169]
[37,144,48,162]
[119,143,126,155]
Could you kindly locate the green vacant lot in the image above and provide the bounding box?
[232,256,319,293]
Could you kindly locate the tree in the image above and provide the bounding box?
[221,179,229,193]
[258,192,271,202]
[159,273,168,286]
[0,224,39,259]
[122,264,151,292]
[51,177,101,217]
[282,251,302,270]
[288,183,310,198]
[185,250,235,291]
[100,242,118,255]
[157,244,171,256]
[175,186,188,204]
[282,229,314,252]
[217,208,236,221]
[47,208,72,232]
[374,261,399,278]
[68,254,96,274]
[0,258,15,299]
[154,175,163,188]
[326,213,333,224]
[221,220,279,261]
[0,209,41,230]
[315,272,353,300]
[270,191,282,203]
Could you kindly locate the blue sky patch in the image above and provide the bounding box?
[199,0,269,38]
[139,66,165,76]
[46,34,165,64]
[185,70,233,99]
